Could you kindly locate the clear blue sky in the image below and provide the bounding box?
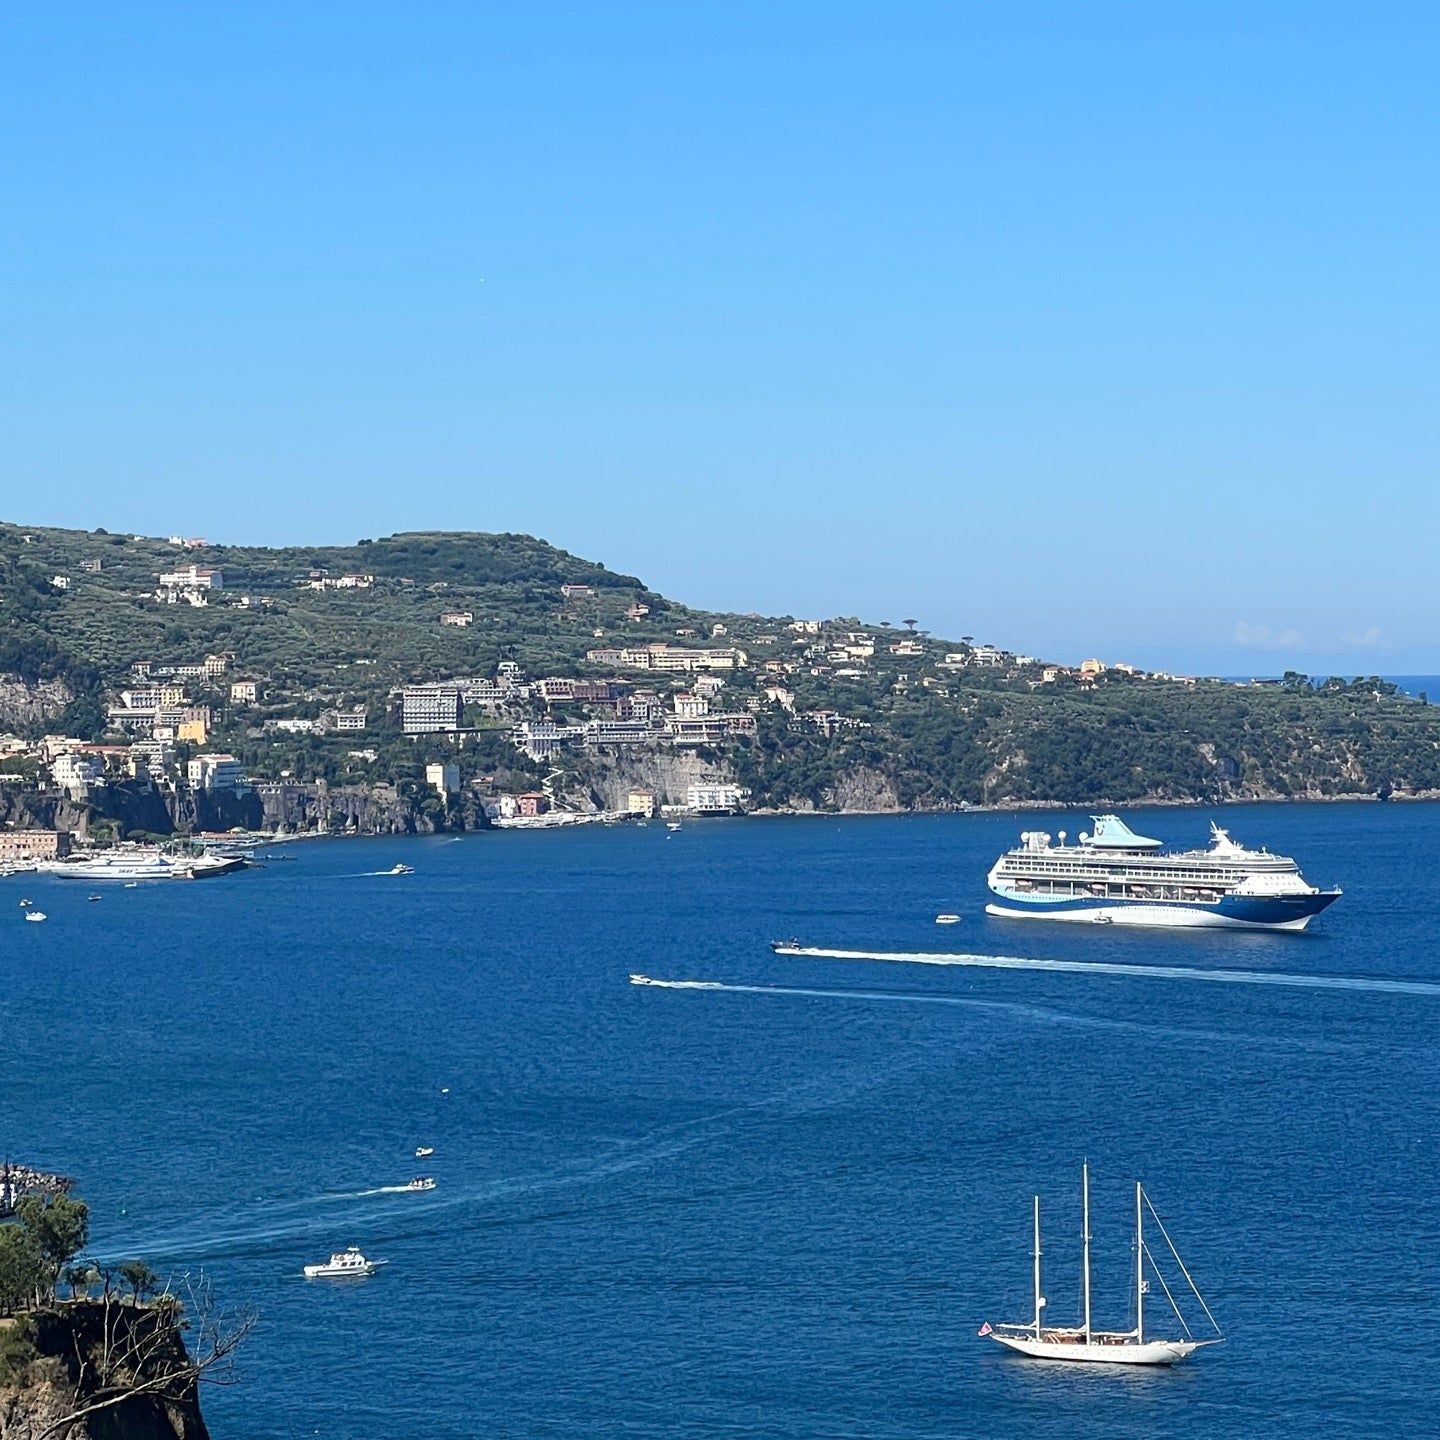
[3,3,1435,674]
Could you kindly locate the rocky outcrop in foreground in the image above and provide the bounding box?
[0,1303,208,1440]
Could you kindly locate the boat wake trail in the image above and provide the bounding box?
[769,946,1440,997]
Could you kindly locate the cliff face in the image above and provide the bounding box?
[0,1305,208,1440]
[0,675,71,731]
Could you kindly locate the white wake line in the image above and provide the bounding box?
[770,946,1440,997]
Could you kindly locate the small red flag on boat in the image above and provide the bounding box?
[977,1321,993,1336]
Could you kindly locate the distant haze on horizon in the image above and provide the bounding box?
[3,3,1436,676]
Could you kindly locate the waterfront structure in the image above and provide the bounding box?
[426,762,460,799]
[516,792,549,817]
[187,754,250,794]
[0,830,71,862]
[985,815,1342,930]
[51,752,105,797]
[685,782,748,814]
[403,684,463,734]
[627,787,656,818]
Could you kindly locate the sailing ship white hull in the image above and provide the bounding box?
[989,1332,1205,1366]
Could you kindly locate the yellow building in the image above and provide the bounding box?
[178,717,208,744]
[626,787,656,818]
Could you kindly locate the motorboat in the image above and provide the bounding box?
[384,863,415,876]
[19,898,31,907]
[23,911,46,923]
[87,895,101,903]
[935,913,961,925]
[665,822,682,831]
[414,1146,434,1159]
[404,1177,436,1192]
[982,1163,1223,1366]
[303,1246,381,1279]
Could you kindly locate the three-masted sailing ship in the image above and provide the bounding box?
[981,1163,1223,1366]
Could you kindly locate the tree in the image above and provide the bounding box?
[118,1259,158,1306]
[14,1194,89,1299]
[0,1224,45,1315]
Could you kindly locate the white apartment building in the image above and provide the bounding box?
[685,782,749,814]
[187,754,249,794]
[402,685,463,734]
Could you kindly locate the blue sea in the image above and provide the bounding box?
[4,803,1439,1438]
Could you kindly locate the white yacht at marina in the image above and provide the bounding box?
[40,849,245,882]
[986,814,1341,930]
[983,1164,1222,1366]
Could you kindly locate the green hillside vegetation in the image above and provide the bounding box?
[2,519,1438,810]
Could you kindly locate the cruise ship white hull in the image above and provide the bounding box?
[985,901,1318,932]
[989,1332,1205,1365]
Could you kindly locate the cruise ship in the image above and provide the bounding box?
[985,815,1341,931]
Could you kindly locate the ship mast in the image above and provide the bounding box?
[1081,1162,1092,1344]
[1033,1195,1043,1339]
[1135,1181,1144,1345]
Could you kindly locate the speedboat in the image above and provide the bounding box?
[24,911,46,923]
[87,895,101,903]
[935,913,961,925]
[404,1177,436,1192]
[414,1146,434,1159]
[303,1246,381,1279]
[383,863,415,876]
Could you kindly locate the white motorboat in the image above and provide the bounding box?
[384,863,415,876]
[665,822,682,831]
[23,911,47,923]
[414,1146,434,1158]
[935,913,961,925]
[303,1246,381,1279]
[982,1163,1223,1366]
[404,1176,436,1192]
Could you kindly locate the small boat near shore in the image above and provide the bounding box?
[982,1163,1222,1366]
[303,1246,382,1279]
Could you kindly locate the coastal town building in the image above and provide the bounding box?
[686,782,749,814]
[51,752,105,797]
[516,792,549,817]
[560,584,593,601]
[159,564,222,591]
[402,684,463,734]
[585,643,746,673]
[440,611,473,627]
[0,830,70,862]
[426,762,460,799]
[230,680,261,704]
[187,754,249,794]
[128,739,177,783]
[626,787,656,818]
[331,708,368,731]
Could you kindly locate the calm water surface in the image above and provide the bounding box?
[4,802,1438,1437]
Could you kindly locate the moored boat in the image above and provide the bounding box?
[985,815,1341,931]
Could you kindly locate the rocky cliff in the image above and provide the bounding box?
[0,1304,208,1440]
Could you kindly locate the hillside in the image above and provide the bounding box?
[2,518,1439,827]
